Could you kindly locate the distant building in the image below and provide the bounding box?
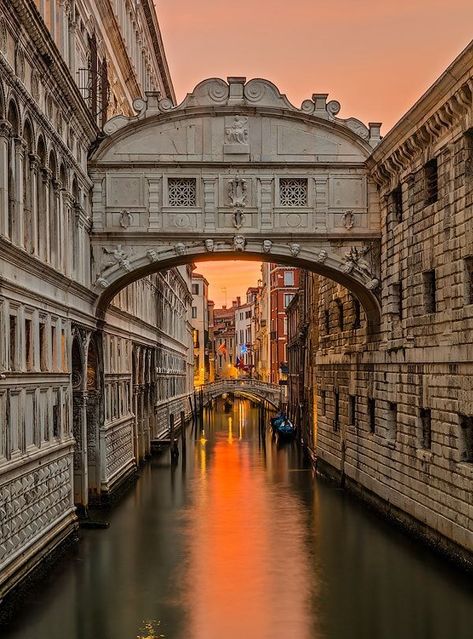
[234,288,259,376]
[191,272,210,385]
[269,265,300,383]
[213,302,238,378]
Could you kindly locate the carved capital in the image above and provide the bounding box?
[0,120,12,139]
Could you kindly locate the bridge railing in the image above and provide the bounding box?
[196,379,282,405]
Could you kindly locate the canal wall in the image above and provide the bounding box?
[312,45,473,568]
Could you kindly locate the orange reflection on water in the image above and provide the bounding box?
[181,427,313,639]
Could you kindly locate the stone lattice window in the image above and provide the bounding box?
[168,178,197,207]
[279,178,308,207]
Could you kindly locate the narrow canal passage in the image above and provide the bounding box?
[3,399,473,639]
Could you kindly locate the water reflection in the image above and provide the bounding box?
[1,400,472,639]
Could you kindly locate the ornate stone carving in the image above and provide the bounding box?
[102,245,132,272]
[342,246,376,280]
[316,249,328,263]
[174,242,186,256]
[15,45,25,82]
[262,239,272,253]
[289,243,301,257]
[233,235,246,251]
[31,69,39,102]
[0,18,7,54]
[204,239,215,252]
[119,209,133,229]
[0,458,73,567]
[228,177,247,206]
[96,277,109,288]
[342,210,354,230]
[225,116,248,145]
[146,248,159,262]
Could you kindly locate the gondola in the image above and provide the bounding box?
[275,418,296,441]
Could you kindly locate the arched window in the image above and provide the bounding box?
[71,175,79,274]
[48,150,58,267]
[6,100,20,242]
[36,136,47,260]
[23,119,34,252]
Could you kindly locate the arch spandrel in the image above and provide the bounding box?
[89,77,382,334]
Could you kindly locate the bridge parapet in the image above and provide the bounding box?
[198,379,282,408]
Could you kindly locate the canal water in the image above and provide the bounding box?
[2,399,473,639]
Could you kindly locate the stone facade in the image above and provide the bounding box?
[289,43,473,564]
[0,0,192,600]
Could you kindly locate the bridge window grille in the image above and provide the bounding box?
[168,178,197,207]
[279,178,308,207]
[464,257,473,305]
[420,408,432,449]
[423,270,437,314]
[459,414,473,463]
[424,158,438,205]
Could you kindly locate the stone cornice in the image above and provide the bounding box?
[0,236,97,309]
[368,40,473,187]
[9,0,98,140]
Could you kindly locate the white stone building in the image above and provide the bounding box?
[0,0,192,600]
[190,271,210,385]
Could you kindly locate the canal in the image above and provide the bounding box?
[2,399,472,639]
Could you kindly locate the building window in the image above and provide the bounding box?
[284,293,294,308]
[390,184,403,223]
[349,395,356,427]
[464,257,473,305]
[168,178,197,207]
[321,390,327,416]
[245,310,252,319]
[284,271,294,286]
[324,309,330,334]
[336,299,344,331]
[25,318,33,371]
[420,408,432,450]
[192,283,199,295]
[352,296,361,329]
[192,306,197,319]
[423,270,436,314]
[392,281,403,319]
[39,322,47,371]
[368,398,376,433]
[279,178,308,207]
[458,415,473,463]
[424,158,438,205]
[334,390,340,432]
[387,402,397,442]
[9,314,17,371]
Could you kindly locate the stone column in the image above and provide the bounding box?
[203,177,217,231]
[0,121,12,237]
[148,177,162,229]
[62,191,73,277]
[73,391,89,509]
[40,167,51,262]
[259,177,273,230]
[29,154,39,256]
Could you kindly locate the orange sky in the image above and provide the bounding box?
[156,0,473,305]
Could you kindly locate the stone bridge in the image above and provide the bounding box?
[89,77,383,332]
[199,379,283,409]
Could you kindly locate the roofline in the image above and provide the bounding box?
[369,39,473,164]
[142,0,176,103]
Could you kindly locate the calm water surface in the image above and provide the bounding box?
[3,400,473,639]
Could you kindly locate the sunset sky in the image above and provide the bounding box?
[157,0,473,305]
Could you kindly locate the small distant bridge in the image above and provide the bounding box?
[198,379,283,409]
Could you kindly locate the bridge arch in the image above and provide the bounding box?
[200,380,282,411]
[89,77,382,333]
